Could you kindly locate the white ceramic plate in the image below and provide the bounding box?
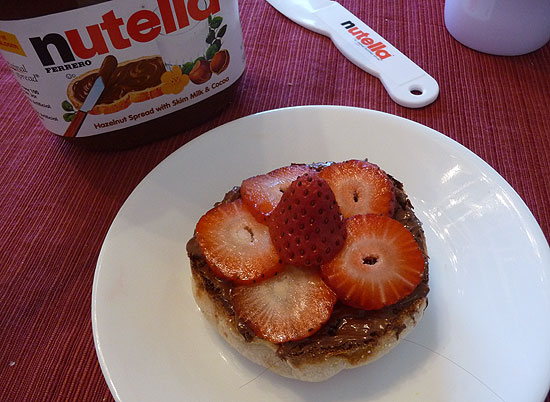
[92,106,550,402]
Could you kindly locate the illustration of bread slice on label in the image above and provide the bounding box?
[67,55,166,115]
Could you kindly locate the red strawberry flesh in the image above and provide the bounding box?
[319,160,395,218]
[233,265,337,343]
[268,172,346,267]
[321,214,425,310]
[241,165,315,222]
[195,199,283,284]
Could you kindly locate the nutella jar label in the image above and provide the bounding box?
[0,0,245,138]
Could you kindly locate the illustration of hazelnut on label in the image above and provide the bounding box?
[189,59,212,84]
[210,50,230,74]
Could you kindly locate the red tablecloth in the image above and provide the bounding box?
[1,0,549,400]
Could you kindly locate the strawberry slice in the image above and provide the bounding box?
[195,199,283,284]
[268,172,346,267]
[241,165,315,222]
[321,214,425,310]
[319,160,395,218]
[233,265,337,343]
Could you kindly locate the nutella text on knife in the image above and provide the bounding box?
[0,0,246,150]
[340,21,391,60]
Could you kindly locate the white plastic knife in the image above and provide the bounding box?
[265,0,439,108]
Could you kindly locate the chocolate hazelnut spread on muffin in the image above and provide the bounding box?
[187,161,429,381]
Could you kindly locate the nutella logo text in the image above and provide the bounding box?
[341,21,391,60]
[29,0,220,68]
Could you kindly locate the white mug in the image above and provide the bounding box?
[444,0,550,56]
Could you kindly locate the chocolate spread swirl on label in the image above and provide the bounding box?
[186,164,429,362]
[71,56,166,104]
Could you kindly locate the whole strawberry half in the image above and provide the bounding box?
[241,165,315,222]
[319,160,395,218]
[195,199,283,284]
[233,265,337,343]
[268,172,346,267]
[321,214,425,310]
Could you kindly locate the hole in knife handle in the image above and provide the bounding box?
[410,87,423,96]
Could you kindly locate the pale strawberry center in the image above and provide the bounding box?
[236,225,255,244]
[272,279,289,300]
[345,184,371,205]
[344,238,390,275]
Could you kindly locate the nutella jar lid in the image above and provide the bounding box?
[0,0,246,150]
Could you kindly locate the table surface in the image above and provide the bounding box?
[1,0,549,401]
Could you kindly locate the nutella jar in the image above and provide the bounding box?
[0,0,246,150]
